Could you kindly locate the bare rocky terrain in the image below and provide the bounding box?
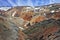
[0,3,60,40]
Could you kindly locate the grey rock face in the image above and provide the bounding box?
[0,18,19,40]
